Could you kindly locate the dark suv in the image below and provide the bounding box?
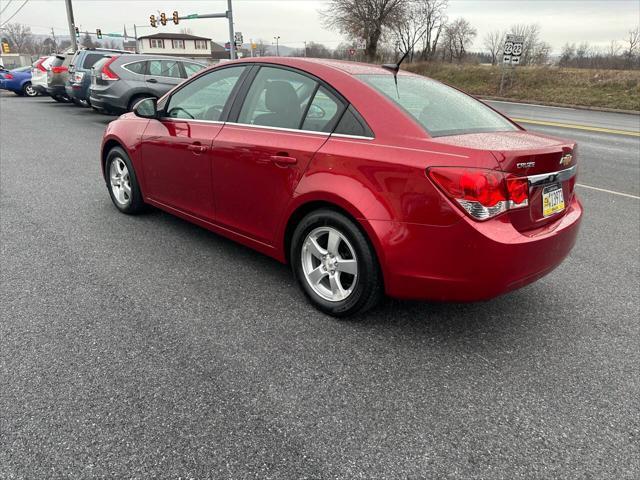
[89,54,206,114]
[66,48,130,106]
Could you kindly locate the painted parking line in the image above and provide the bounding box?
[576,183,640,200]
[512,118,640,137]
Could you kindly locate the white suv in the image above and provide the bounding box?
[31,56,56,94]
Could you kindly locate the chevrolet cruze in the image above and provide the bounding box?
[100,57,582,317]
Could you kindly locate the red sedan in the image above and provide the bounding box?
[101,57,582,317]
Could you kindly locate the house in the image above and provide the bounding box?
[137,33,213,59]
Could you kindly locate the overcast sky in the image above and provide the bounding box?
[1,0,639,53]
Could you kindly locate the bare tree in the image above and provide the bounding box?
[625,25,639,67]
[2,23,32,53]
[393,0,447,62]
[322,0,406,61]
[442,17,476,62]
[483,29,503,65]
[180,27,194,35]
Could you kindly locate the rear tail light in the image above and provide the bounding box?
[71,71,85,83]
[428,167,529,220]
[4,73,13,79]
[51,66,68,74]
[35,58,47,72]
[101,57,119,81]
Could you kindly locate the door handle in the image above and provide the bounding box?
[187,143,209,153]
[269,155,297,166]
[146,78,158,83]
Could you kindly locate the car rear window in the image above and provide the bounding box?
[82,53,107,69]
[357,73,518,137]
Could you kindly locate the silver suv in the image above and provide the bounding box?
[89,54,207,114]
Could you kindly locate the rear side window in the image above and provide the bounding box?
[301,86,345,133]
[237,66,317,130]
[148,60,181,78]
[183,62,205,77]
[81,53,106,69]
[123,61,146,75]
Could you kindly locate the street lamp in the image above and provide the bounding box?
[273,35,280,56]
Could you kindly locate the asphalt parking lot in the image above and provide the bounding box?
[1,92,639,479]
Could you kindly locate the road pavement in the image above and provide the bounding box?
[1,93,639,479]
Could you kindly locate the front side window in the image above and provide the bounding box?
[148,60,181,78]
[166,66,246,121]
[194,40,208,50]
[358,73,518,137]
[172,39,185,49]
[237,66,317,130]
[149,39,164,49]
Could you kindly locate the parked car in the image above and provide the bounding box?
[100,58,582,317]
[0,65,37,96]
[46,51,75,102]
[31,55,56,95]
[89,54,206,114]
[66,47,131,106]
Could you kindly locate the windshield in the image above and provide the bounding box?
[358,74,518,137]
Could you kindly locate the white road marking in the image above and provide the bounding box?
[577,183,640,200]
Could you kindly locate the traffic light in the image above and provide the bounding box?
[160,12,167,26]
[1,42,10,54]
[172,11,179,25]
[75,26,80,38]
[150,15,157,27]
[96,29,102,39]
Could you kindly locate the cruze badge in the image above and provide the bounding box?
[560,153,573,166]
[517,161,536,169]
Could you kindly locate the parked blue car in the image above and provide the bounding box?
[0,66,38,97]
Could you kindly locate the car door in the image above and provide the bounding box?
[144,59,183,97]
[211,65,346,244]
[139,65,248,220]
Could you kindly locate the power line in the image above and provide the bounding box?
[0,0,15,17]
[0,0,30,28]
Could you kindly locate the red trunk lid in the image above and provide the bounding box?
[431,131,577,232]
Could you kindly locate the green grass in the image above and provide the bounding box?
[405,63,640,111]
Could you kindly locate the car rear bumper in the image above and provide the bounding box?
[46,85,67,97]
[371,195,583,301]
[66,83,86,100]
[89,88,127,112]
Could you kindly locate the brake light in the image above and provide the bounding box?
[101,57,119,81]
[71,71,84,83]
[428,167,529,220]
[4,73,13,79]
[51,66,68,74]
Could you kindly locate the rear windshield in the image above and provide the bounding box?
[357,74,517,137]
[82,53,108,69]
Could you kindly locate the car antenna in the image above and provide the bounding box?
[381,29,428,96]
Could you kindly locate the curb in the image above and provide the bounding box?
[479,96,640,115]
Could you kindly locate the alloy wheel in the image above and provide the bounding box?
[109,157,132,207]
[24,84,37,97]
[301,226,358,302]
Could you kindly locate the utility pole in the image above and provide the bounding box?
[133,24,138,53]
[50,27,58,53]
[227,0,236,60]
[64,0,78,51]
[274,35,280,56]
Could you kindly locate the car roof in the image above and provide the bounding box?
[228,57,411,77]
[113,53,207,64]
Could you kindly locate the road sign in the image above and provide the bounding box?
[1,42,10,53]
[355,39,366,50]
[348,48,356,56]
[234,31,243,48]
[224,42,231,52]
[503,33,524,65]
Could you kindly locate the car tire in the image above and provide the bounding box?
[105,147,146,215]
[51,94,68,103]
[128,95,154,112]
[291,209,383,318]
[22,82,37,97]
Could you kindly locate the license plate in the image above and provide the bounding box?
[542,184,565,217]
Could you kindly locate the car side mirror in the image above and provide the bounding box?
[133,97,158,119]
